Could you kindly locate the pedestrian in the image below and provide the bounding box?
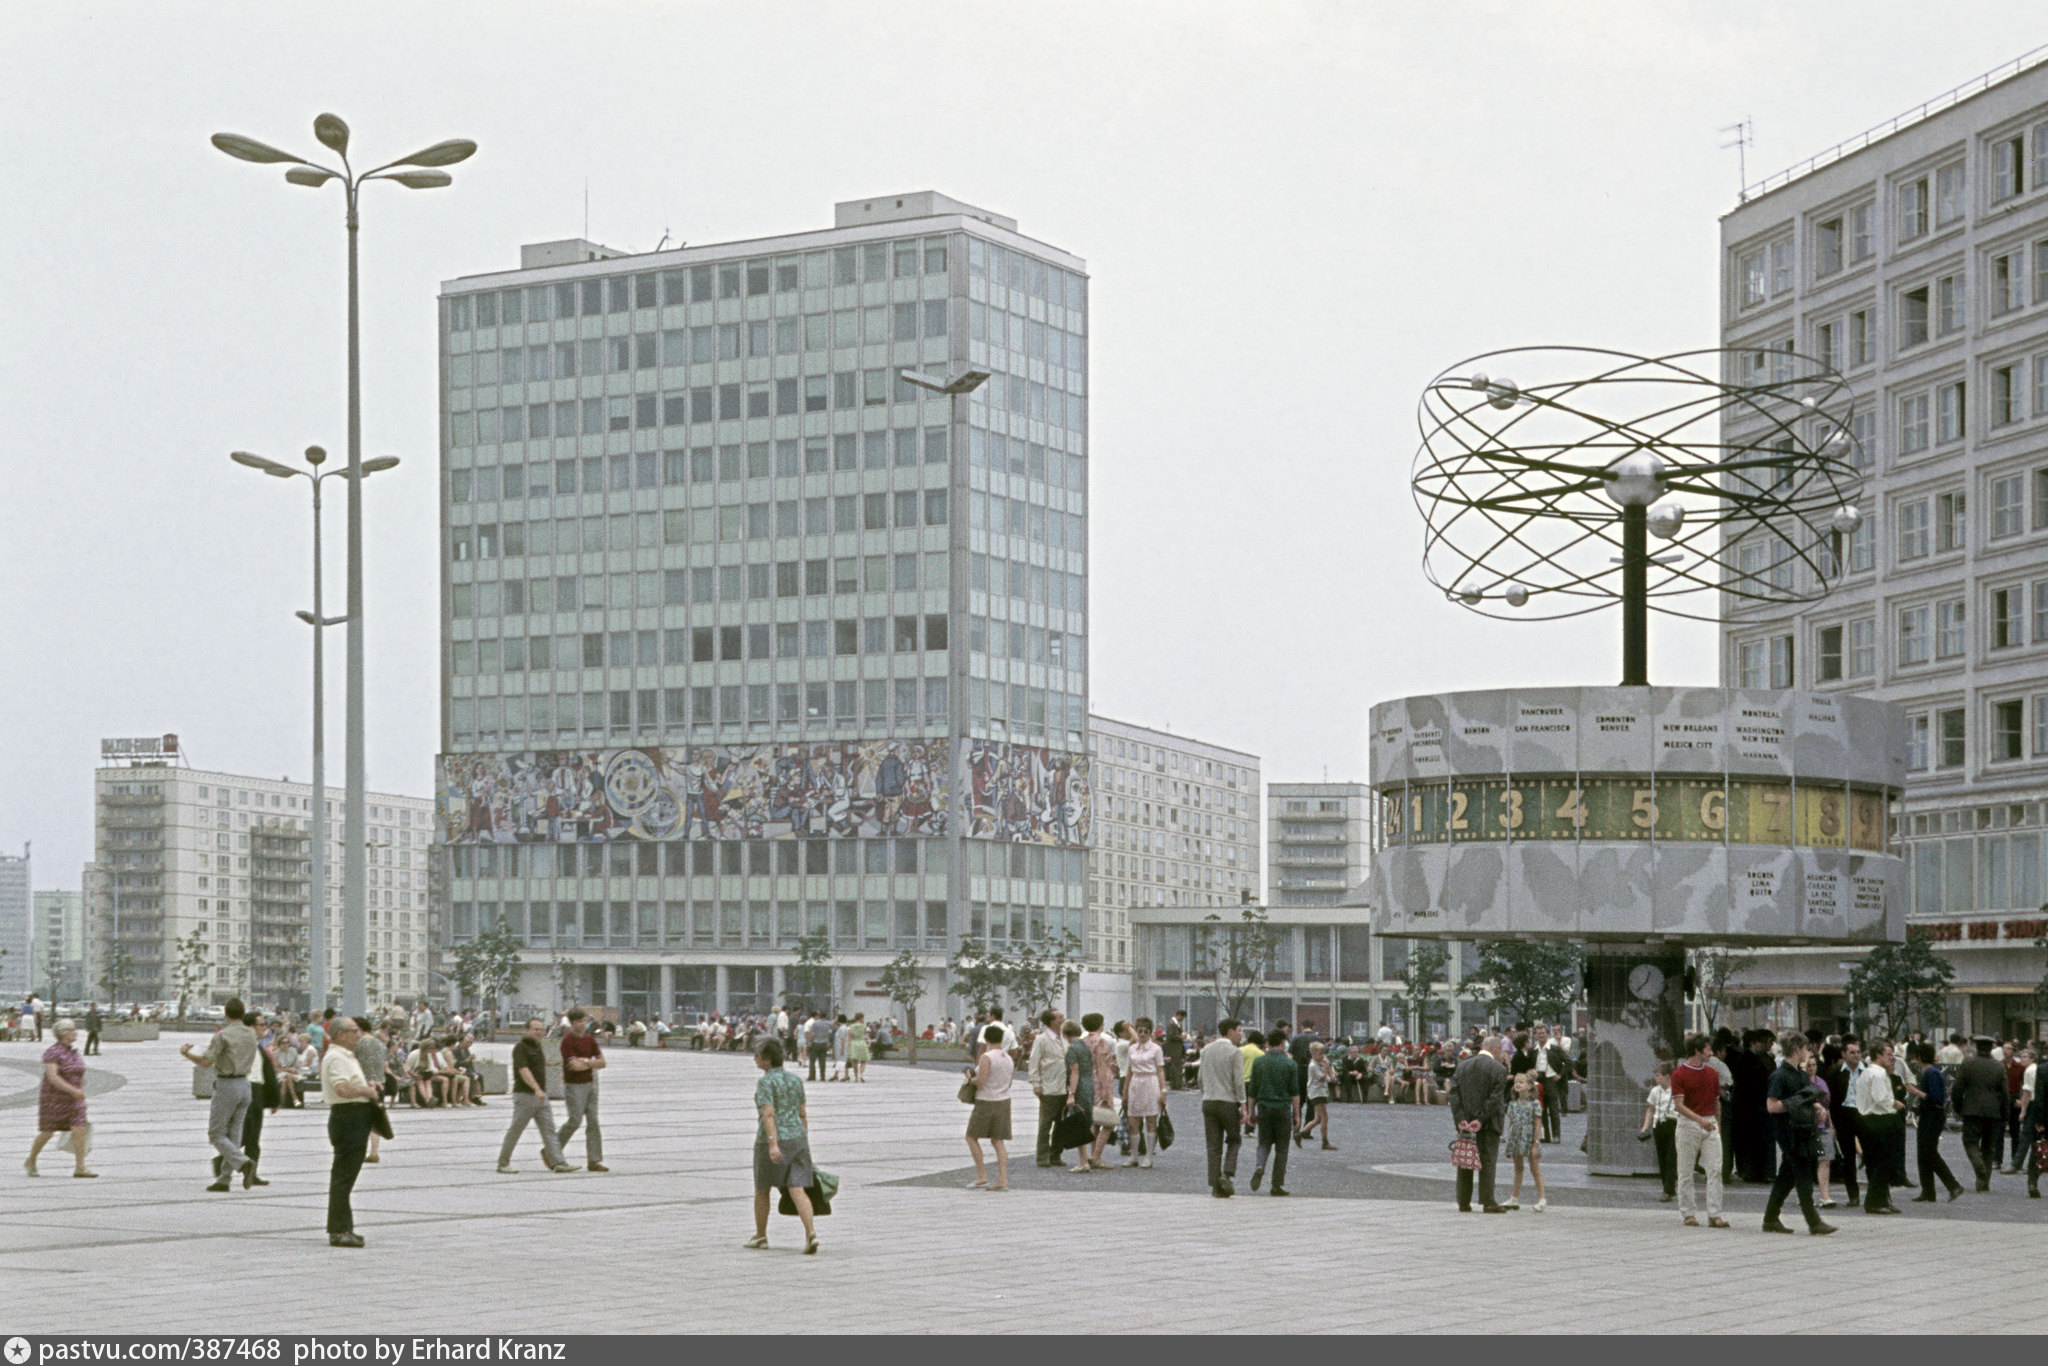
[1643,1060,1677,1203]
[965,1023,1013,1191]
[1124,1018,1163,1168]
[1029,1008,1070,1169]
[179,996,258,1192]
[1670,1033,1727,1229]
[1909,1041,1964,1203]
[26,1018,94,1178]
[1063,1020,1102,1173]
[83,1004,101,1057]
[352,1017,391,1163]
[1302,1041,1337,1150]
[1804,1053,1835,1208]
[1081,1013,1118,1171]
[497,1017,573,1174]
[235,1012,278,1190]
[318,1016,380,1248]
[2004,1045,2029,1173]
[556,1007,608,1172]
[1503,1072,1545,1212]
[830,1014,850,1082]
[745,1038,818,1255]
[1729,1029,1775,1183]
[1822,1041,1862,1210]
[1535,1025,1566,1143]
[1449,1036,1511,1213]
[1248,1029,1299,1196]
[1163,1010,1188,1091]
[1760,1032,1836,1235]
[24,993,41,1043]
[1854,1038,1907,1216]
[1198,1019,1250,1198]
[1954,1036,2010,1193]
[847,1013,870,1083]
[805,1011,832,1081]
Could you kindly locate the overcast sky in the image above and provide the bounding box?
[2,2,2037,886]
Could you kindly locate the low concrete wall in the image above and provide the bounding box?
[99,1023,159,1044]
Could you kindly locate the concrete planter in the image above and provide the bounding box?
[475,1058,509,1096]
[99,1023,159,1044]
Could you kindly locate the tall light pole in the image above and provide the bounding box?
[898,368,990,997]
[230,447,399,1013]
[213,115,475,1015]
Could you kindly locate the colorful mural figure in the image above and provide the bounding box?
[967,741,1091,848]
[438,740,949,844]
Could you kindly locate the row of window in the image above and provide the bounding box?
[450,678,954,736]
[451,615,956,675]
[1739,124,2048,308]
[446,234,1082,331]
[450,301,1085,383]
[451,367,1084,440]
[449,489,951,563]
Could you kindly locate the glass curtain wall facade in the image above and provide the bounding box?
[437,197,1092,1022]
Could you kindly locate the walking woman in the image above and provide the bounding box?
[1304,1041,1338,1150]
[747,1038,818,1254]
[1124,1018,1164,1167]
[847,1013,870,1082]
[965,1023,1013,1189]
[26,1018,94,1178]
[1503,1072,1546,1211]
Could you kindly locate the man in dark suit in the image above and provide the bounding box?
[1538,1027,1569,1143]
[1955,1036,2012,1192]
[1163,1011,1188,1090]
[1449,1036,1511,1213]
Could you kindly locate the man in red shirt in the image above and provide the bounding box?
[1670,1032,1728,1228]
[557,1008,608,1172]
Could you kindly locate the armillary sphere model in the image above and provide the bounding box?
[1413,346,1865,684]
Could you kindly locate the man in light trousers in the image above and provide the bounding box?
[1670,1033,1730,1229]
[556,1007,608,1171]
[180,996,259,1192]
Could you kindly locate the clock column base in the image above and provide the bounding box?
[1583,943,1688,1177]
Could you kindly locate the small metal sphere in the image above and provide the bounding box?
[1647,503,1686,539]
[1468,372,1489,391]
[1829,504,1862,534]
[1504,583,1530,608]
[1602,451,1665,507]
[1487,377,1518,410]
[1456,588,1483,605]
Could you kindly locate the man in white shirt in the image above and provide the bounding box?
[1533,1025,1564,1143]
[989,1007,1017,1055]
[1028,1009,1069,1168]
[1938,1033,1966,1067]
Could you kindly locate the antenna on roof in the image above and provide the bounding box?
[1720,117,1755,201]
[653,227,671,252]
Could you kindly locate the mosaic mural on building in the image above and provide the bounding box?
[438,741,949,844]
[967,740,1091,847]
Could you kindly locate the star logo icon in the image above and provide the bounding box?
[4,1337,31,1365]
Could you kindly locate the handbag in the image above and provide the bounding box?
[1053,1102,1094,1151]
[1155,1109,1175,1150]
[1451,1119,1481,1171]
[958,1073,979,1105]
[367,1100,394,1141]
[778,1168,838,1217]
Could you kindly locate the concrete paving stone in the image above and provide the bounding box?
[6,1038,2047,1334]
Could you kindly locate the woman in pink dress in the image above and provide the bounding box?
[26,1018,93,1177]
[1123,1018,1164,1168]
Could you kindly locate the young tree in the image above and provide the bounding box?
[877,949,928,1064]
[1846,933,1955,1040]
[948,937,1013,1018]
[1465,940,1584,1031]
[784,929,834,1016]
[171,927,210,1022]
[1198,902,1282,1025]
[453,916,523,1018]
[1395,940,1452,1042]
[1010,931,1084,1021]
[98,943,135,1011]
[548,949,581,1011]
[1688,946,1757,1032]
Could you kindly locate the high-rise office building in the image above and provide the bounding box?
[1266,782,1370,908]
[0,845,27,998]
[87,750,433,1010]
[1085,715,1259,968]
[31,889,83,999]
[1720,55,2048,1037]
[435,193,1093,1021]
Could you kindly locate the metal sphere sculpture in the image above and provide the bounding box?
[1413,347,1864,685]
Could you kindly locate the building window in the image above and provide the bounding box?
[2036,696,2048,757]
[1936,275,1963,336]
[1737,640,1766,689]
[2035,580,2048,642]
[1935,161,1966,227]
[1994,586,2024,648]
[1992,251,2025,316]
[1899,176,1929,241]
[1936,490,1966,551]
[1848,617,1876,677]
[1994,133,2027,202]
[1817,624,1843,682]
[1846,309,1870,368]
[1899,392,1930,453]
[1995,700,2027,761]
[1740,248,1767,308]
[1900,286,1930,349]
[1816,216,1843,277]
[1935,598,1966,658]
[1898,605,1931,665]
[1849,202,1874,262]
[1897,497,1930,559]
[1937,707,1966,768]
[1993,474,2025,537]
[1908,714,1930,770]
[1992,365,2021,427]
[1769,634,1793,689]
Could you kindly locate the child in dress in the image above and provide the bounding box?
[1504,1072,1546,1211]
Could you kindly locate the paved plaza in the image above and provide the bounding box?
[5,1037,2048,1335]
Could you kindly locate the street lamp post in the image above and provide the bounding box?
[897,367,990,994]
[230,447,398,1014]
[213,115,474,1016]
